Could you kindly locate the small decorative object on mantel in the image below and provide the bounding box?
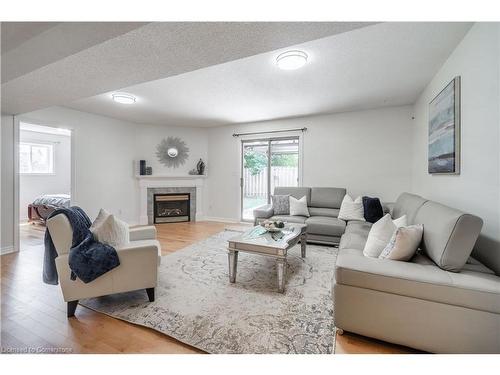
[196,158,206,175]
[139,160,146,175]
[145,167,152,175]
[156,136,189,168]
[188,158,206,175]
[428,76,461,174]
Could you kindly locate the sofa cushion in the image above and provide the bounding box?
[392,192,428,224]
[270,215,307,224]
[335,248,500,314]
[305,216,346,237]
[414,201,483,273]
[310,187,346,209]
[308,207,339,218]
[338,221,372,251]
[308,233,342,244]
[274,187,311,205]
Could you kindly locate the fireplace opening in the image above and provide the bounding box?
[153,193,190,223]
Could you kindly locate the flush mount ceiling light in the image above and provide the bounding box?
[111,93,136,104]
[276,50,308,70]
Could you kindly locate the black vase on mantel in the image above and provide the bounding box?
[139,160,146,175]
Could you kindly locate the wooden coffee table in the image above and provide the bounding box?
[227,224,307,293]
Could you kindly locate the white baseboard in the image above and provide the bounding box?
[202,216,242,224]
[1,246,16,255]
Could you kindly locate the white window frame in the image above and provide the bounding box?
[19,141,55,175]
[239,132,304,222]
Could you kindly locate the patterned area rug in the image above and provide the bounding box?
[80,230,338,354]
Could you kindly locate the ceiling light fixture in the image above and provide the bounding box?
[276,50,308,70]
[112,93,136,104]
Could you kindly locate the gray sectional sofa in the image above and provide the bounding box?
[254,188,500,353]
[335,192,500,353]
[254,187,348,245]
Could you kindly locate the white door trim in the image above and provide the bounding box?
[13,118,75,252]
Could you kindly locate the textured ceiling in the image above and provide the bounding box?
[1,22,60,54]
[1,22,147,83]
[66,22,472,127]
[1,22,374,114]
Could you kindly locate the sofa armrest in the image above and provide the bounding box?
[253,204,274,224]
[55,240,161,301]
[116,239,161,261]
[254,204,274,218]
[129,225,157,241]
[113,240,160,292]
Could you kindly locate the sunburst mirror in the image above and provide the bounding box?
[156,136,189,168]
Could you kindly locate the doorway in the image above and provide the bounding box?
[18,122,72,250]
[241,137,300,221]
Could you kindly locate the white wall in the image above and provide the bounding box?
[19,106,208,224]
[411,23,500,273]
[19,129,71,222]
[206,106,413,221]
[1,114,15,252]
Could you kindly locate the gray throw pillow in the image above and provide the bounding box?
[272,195,290,215]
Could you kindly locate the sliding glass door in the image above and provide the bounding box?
[241,137,300,221]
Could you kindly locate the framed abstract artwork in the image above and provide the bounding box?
[428,76,461,174]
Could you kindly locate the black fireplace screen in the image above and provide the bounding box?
[153,193,190,223]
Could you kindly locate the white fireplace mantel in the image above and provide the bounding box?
[137,175,206,224]
[135,174,207,181]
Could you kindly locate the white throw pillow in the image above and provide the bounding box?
[90,208,111,231]
[363,214,407,258]
[289,196,310,217]
[393,214,407,228]
[91,213,130,248]
[338,194,365,221]
[379,224,424,261]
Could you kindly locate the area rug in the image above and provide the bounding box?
[80,230,338,354]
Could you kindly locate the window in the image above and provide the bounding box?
[241,136,301,221]
[20,142,54,174]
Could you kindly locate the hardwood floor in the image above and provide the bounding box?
[1,222,417,354]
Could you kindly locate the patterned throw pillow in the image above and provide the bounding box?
[272,195,290,215]
[379,224,424,261]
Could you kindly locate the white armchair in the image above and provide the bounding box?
[46,214,161,317]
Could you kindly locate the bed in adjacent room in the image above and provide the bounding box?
[28,194,71,224]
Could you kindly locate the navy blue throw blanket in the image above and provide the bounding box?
[43,207,120,285]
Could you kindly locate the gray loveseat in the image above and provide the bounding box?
[253,187,347,245]
[334,192,500,353]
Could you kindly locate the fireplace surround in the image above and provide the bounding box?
[137,175,206,225]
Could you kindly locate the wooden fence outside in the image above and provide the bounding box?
[243,166,298,198]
